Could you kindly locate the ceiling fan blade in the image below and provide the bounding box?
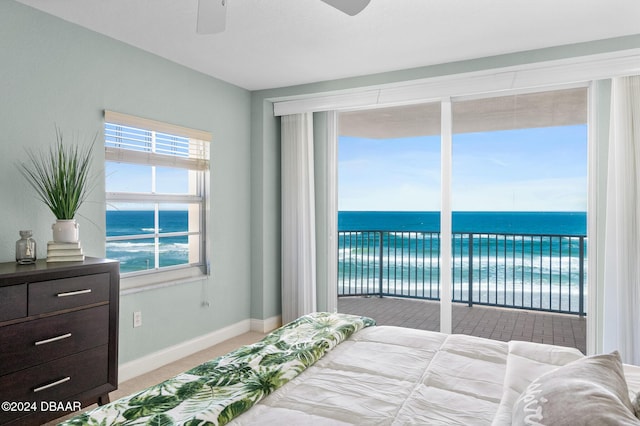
[320,0,371,16]
[197,0,227,34]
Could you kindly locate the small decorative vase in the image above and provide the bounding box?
[16,230,37,264]
[52,219,79,243]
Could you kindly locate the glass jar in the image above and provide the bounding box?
[16,230,37,264]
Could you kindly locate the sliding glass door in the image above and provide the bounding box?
[337,102,443,330]
[335,86,588,348]
[450,88,588,349]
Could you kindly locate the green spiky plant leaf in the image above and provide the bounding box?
[17,127,96,220]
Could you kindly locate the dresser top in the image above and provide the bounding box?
[0,257,119,285]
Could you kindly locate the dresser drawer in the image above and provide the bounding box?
[0,284,27,322]
[0,305,109,376]
[29,273,110,315]
[0,345,108,424]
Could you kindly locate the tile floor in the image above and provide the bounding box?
[338,295,586,353]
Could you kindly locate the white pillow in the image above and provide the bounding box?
[512,351,640,426]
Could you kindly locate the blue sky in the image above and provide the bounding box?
[106,163,189,193]
[105,163,190,211]
[338,125,587,212]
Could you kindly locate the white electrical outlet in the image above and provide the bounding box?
[133,311,142,328]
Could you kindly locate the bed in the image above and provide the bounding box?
[61,312,640,425]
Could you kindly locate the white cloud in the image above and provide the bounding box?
[453,177,586,211]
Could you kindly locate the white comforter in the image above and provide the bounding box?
[229,326,640,425]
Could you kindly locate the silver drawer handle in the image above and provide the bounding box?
[33,376,71,393]
[35,333,72,346]
[57,289,92,297]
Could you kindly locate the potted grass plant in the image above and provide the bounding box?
[18,128,95,243]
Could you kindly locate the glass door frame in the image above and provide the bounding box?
[330,81,594,347]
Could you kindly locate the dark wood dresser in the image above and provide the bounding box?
[0,257,119,425]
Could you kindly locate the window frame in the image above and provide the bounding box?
[104,111,211,287]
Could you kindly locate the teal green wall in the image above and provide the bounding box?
[1,1,252,364]
[249,98,280,321]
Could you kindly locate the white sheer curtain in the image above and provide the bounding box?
[281,113,317,324]
[602,75,640,365]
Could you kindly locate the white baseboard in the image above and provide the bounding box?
[118,319,251,383]
[118,315,282,383]
[250,315,281,333]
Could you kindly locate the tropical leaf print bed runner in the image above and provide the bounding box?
[60,312,375,426]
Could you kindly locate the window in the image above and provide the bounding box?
[104,111,210,277]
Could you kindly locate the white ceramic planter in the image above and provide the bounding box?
[52,219,79,243]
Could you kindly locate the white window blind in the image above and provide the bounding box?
[104,111,211,170]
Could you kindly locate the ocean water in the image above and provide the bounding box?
[106,210,588,313]
[338,211,586,235]
[106,210,189,273]
[337,211,587,314]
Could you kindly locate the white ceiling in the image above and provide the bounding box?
[16,0,640,91]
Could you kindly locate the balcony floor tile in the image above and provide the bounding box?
[338,296,586,354]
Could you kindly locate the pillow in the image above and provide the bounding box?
[634,392,640,419]
[512,351,640,426]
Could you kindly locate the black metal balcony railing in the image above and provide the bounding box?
[338,231,586,316]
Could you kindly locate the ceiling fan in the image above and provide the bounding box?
[196,0,371,34]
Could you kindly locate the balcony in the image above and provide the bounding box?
[337,230,587,353]
[338,296,586,353]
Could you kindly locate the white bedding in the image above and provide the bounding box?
[229,326,640,426]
